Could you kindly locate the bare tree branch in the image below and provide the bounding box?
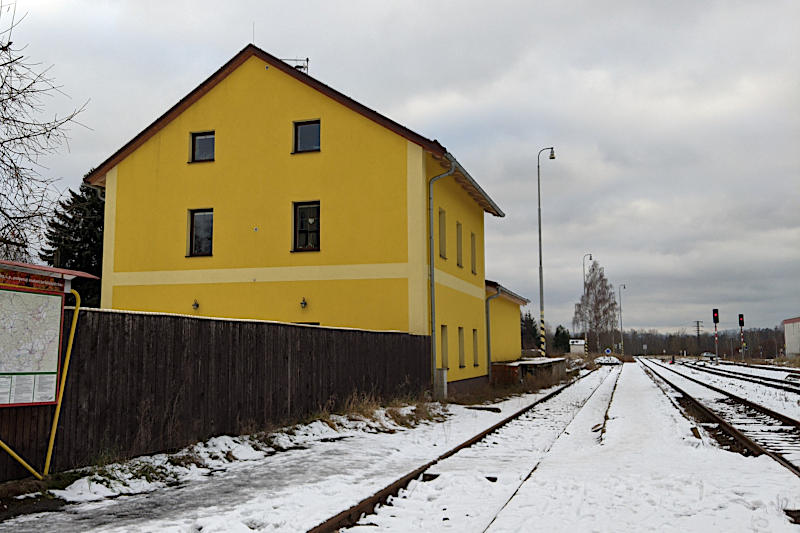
[0,1,86,260]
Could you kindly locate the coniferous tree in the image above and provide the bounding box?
[39,183,103,306]
[553,325,571,354]
[520,310,539,350]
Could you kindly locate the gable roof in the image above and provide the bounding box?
[83,44,503,216]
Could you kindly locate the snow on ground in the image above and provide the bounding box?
[0,386,566,532]
[710,362,800,382]
[662,361,800,421]
[486,362,800,532]
[348,366,618,531]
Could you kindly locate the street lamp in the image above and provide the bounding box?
[582,253,592,356]
[618,284,626,357]
[536,146,555,356]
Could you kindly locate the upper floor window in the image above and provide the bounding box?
[293,120,320,153]
[191,131,215,162]
[438,209,447,259]
[188,209,213,256]
[470,232,477,274]
[456,222,463,268]
[294,201,320,251]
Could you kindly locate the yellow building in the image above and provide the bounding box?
[85,44,507,389]
[485,280,530,363]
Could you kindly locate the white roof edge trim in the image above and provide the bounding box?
[445,152,505,218]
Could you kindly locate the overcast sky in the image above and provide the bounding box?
[11,0,799,332]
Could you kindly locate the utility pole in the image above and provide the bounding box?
[694,320,703,354]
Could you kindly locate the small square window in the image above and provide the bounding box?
[294,201,320,251]
[189,209,213,256]
[294,120,320,153]
[191,131,215,162]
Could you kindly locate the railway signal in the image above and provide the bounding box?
[712,308,719,360]
[739,313,745,361]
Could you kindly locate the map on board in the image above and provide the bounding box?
[0,288,63,405]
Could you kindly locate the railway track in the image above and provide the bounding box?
[640,358,800,478]
[721,361,800,375]
[309,366,618,532]
[683,361,800,394]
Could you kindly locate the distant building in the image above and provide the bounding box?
[783,317,800,358]
[568,338,585,355]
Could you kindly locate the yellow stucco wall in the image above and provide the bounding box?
[100,53,494,383]
[488,294,524,362]
[425,157,488,382]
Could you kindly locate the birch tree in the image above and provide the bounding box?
[572,260,618,352]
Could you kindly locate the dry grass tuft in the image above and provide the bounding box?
[341,391,381,420]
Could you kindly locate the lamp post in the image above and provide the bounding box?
[618,284,626,357]
[536,146,555,356]
[582,253,592,356]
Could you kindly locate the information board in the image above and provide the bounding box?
[0,287,64,406]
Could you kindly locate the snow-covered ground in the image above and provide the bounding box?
[3,363,799,532]
[659,361,800,421]
[0,383,570,533]
[348,365,619,530]
[485,362,800,532]
[708,362,800,382]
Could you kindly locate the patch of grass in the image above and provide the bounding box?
[385,407,413,427]
[0,470,84,500]
[167,451,206,469]
[127,463,171,484]
[341,391,381,421]
[91,447,123,468]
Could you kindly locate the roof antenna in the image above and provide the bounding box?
[252,21,255,44]
[280,57,309,74]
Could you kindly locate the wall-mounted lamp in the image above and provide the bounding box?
[192,299,199,310]
[300,297,307,309]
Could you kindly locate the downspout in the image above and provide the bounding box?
[485,287,502,383]
[428,155,456,397]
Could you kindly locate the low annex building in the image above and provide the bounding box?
[84,44,522,388]
[485,280,529,363]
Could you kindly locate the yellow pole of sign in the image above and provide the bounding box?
[0,440,43,480]
[43,289,81,476]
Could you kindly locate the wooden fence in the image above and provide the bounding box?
[0,309,429,482]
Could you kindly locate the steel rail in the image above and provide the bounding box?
[721,361,800,375]
[649,359,800,428]
[640,358,800,479]
[683,362,800,394]
[307,368,602,533]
